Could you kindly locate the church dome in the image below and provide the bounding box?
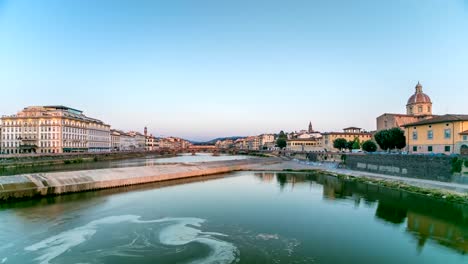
[406,82,431,105]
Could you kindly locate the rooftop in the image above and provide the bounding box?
[403,114,468,127]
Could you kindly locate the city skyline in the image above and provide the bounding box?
[1,0,468,141]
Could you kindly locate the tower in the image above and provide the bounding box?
[144,126,148,137]
[308,121,313,133]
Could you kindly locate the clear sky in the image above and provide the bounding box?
[1,0,467,141]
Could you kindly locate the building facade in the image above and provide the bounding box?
[286,138,323,152]
[1,106,110,154]
[110,129,122,151]
[403,114,468,155]
[145,136,160,151]
[321,127,372,152]
[377,82,435,131]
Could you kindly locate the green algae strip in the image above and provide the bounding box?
[283,169,468,204]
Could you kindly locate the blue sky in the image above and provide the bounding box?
[0,0,467,141]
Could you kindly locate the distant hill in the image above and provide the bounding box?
[190,136,245,145]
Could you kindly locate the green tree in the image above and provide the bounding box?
[352,139,361,150]
[276,130,288,149]
[362,140,377,152]
[333,138,348,151]
[276,138,287,149]
[374,128,406,151]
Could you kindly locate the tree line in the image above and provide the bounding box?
[333,128,406,152]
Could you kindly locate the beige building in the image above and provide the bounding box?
[259,134,275,149]
[286,138,323,152]
[159,137,191,150]
[145,136,159,151]
[110,129,123,151]
[321,127,372,152]
[1,106,110,154]
[127,131,146,151]
[403,114,468,155]
[377,82,435,131]
[215,139,234,149]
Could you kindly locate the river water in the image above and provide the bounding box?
[0,156,467,263]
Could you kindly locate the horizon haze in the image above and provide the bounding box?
[1,0,468,141]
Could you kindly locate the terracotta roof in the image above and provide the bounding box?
[460,130,468,135]
[403,114,468,127]
[287,138,319,142]
[322,132,372,136]
[407,92,431,105]
[343,126,361,130]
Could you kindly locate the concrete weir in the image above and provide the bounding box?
[0,158,279,201]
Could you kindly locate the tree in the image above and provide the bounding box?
[276,130,288,149]
[333,138,348,151]
[276,138,287,149]
[374,128,406,151]
[374,130,390,151]
[362,140,377,152]
[352,139,361,150]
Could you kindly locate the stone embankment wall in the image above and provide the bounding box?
[344,154,453,182]
[0,158,279,201]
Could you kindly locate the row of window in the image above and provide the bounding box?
[2,119,96,127]
[408,105,431,114]
[412,129,451,140]
[412,145,451,152]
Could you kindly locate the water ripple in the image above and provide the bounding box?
[24,215,238,264]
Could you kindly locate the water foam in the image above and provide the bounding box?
[25,215,238,264]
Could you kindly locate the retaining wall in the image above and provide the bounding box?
[344,154,453,182]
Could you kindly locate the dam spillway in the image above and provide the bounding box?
[0,158,279,201]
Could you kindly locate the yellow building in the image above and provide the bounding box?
[321,127,372,151]
[403,114,468,154]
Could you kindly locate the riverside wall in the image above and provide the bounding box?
[344,154,454,182]
[0,158,279,201]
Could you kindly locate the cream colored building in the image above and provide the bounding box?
[377,82,435,131]
[259,134,275,149]
[111,129,122,151]
[321,127,372,152]
[215,139,234,149]
[403,114,468,154]
[1,106,110,154]
[145,136,159,151]
[159,137,191,150]
[286,138,323,152]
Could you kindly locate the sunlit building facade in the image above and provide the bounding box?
[0,106,110,154]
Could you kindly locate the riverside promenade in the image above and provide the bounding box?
[0,158,281,201]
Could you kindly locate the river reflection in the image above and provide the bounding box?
[256,172,468,255]
[0,171,466,264]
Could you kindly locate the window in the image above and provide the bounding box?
[445,146,451,152]
[418,106,423,113]
[413,146,417,152]
[444,129,451,139]
[427,130,433,140]
[412,131,418,140]
[464,135,468,141]
[428,146,433,152]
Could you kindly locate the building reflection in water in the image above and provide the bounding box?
[254,171,468,255]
